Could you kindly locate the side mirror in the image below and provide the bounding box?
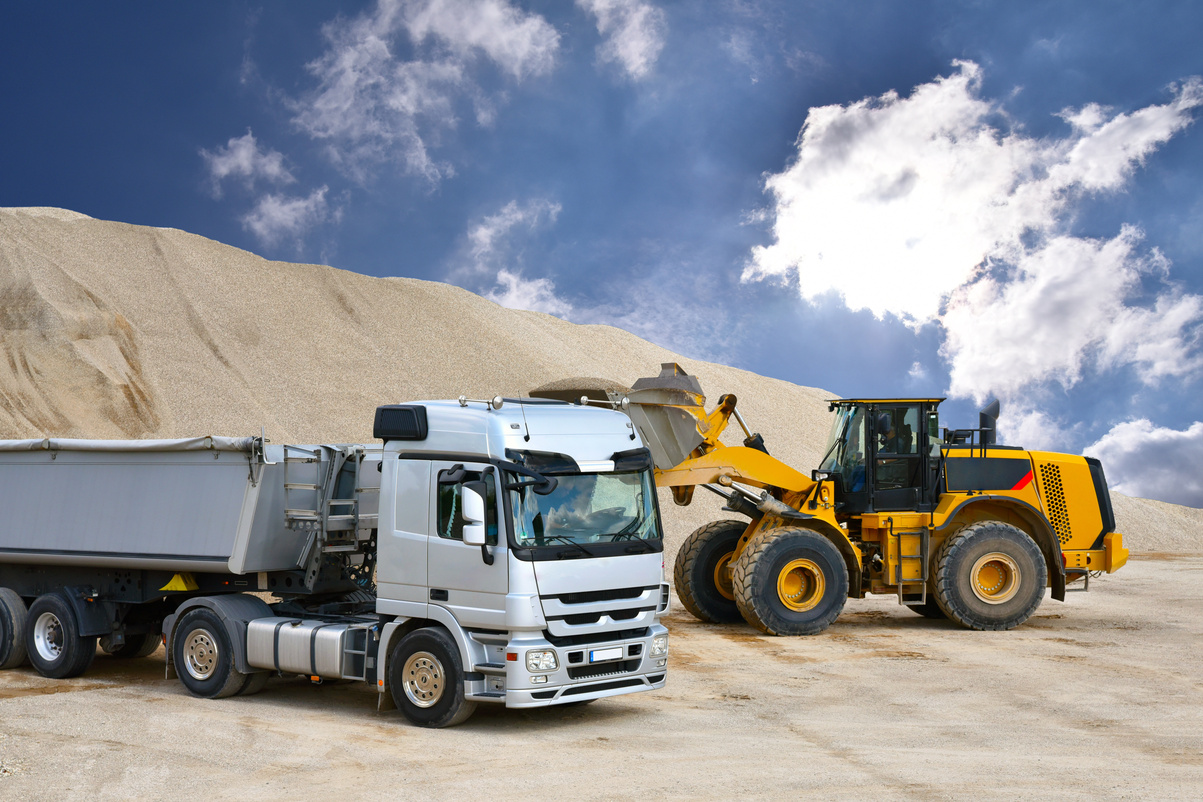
[461,482,487,546]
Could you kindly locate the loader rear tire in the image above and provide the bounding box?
[173,608,248,699]
[933,521,1046,631]
[674,520,748,624]
[732,528,848,636]
[0,588,29,670]
[26,593,97,679]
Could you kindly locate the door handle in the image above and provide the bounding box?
[430,589,448,601]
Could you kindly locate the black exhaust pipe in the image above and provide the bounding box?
[979,399,1000,445]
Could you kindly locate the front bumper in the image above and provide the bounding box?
[469,623,669,708]
[1062,531,1129,575]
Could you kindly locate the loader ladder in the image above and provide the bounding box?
[890,521,930,606]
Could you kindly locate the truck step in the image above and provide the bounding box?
[470,691,506,699]
[285,483,321,491]
[474,662,507,675]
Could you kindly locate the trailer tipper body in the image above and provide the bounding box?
[0,399,670,727]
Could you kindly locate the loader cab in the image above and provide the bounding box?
[817,398,945,514]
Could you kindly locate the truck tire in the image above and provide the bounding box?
[25,593,97,679]
[933,520,1046,631]
[389,627,476,728]
[237,671,270,696]
[674,520,747,624]
[104,633,161,659]
[0,588,29,670]
[732,528,848,636]
[172,608,248,699]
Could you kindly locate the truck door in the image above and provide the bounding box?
[427,461,508,630]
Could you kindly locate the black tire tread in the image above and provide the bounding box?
[389,627,476,728]
[673,519,748,624]
[173,608,247,699]
[25,593,96,679]
[933,520,1046,631]
[732,527,848,636]
[0,588,29,670]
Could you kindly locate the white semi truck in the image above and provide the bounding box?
[0,398,669,727]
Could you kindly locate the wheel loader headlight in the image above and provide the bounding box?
[526,650,558,672]
[651,634,668,657]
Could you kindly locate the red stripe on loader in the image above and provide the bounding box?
[1012,470,1034,491]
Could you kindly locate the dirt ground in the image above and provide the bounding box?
[1,554,1201,801]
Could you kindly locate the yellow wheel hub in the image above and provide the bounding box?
[713,552,735,601]
[776,559,825,612]
[970,552,1020,604]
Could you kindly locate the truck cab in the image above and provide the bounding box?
[373,398,670,724]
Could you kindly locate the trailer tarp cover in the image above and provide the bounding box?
[0,436,255,453]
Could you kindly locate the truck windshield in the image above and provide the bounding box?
[508,469,661,548]
[818,404,867,494]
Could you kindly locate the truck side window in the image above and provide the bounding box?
[437,471,498,546]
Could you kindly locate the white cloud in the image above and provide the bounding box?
[292,0,559,182]
[200,131,294,197]
[1085,419,1203,507]
[745,63,1203,449]
[576,0,666,80]
[241,186,333,247]
[487,269,574,317]
[468,198,561,261]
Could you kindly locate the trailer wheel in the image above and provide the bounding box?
[674,520,748,624]
[732,528,848,636]
[933,521,1046,631]
[25,593,97,679]
[0,588,29,670]
[172,608,248,699]
[104,633,161,659]
[389,627,476,728]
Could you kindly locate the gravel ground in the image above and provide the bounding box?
[0,554,1200,801]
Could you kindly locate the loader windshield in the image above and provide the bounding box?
[508,469,661,549]
[819,404,867,493]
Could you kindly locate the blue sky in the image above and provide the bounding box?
[3,2,1203,505]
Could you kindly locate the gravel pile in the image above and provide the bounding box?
[0,207,1191,553]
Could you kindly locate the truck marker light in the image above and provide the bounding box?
[378,680,384,687]
[506,652,518,661]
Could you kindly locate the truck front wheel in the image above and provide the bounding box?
[389,628,476,728]
[0,588,29,670]
[674,520,748,624]
[25,593,96,679]
[172,608,248,699]
[732,528,848,636]
[933,521,1046,631]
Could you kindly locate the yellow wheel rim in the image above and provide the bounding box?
[970,552,1020,604]
[776,559,825,612]
[713,551,735,601]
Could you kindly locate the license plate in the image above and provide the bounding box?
[589,647,623,663]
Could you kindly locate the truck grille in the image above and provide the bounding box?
[567,658,641,680]
[1039,464,1072,544]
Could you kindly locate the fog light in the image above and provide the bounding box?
[530,675,548,684]
[526,650,558,671]
[655,658,667,667]
[651,634,668,656]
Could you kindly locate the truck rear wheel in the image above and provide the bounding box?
[389,627,476,728]
[933,521,1046,631]
[172,608,248,699]
[0,588,29,670]
[732,528,848,636]
[25,593,97,679]
[674,520,748,624]
[104,633,161,659]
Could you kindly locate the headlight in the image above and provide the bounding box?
[526,650,558,672]
[650,634,668,656]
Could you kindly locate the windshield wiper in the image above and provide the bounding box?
[606,519,657,552]
[537,534,596,558]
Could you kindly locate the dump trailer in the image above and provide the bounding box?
[534,364,1128,636]
[0,399,670,727]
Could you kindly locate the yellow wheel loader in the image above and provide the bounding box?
[534,364,1129,635]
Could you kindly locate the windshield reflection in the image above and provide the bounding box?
[508,470,660,547]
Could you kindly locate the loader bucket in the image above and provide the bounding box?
[624,364,708,471]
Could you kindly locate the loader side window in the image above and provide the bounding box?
[873,405,925,508]
[437,471,498,546]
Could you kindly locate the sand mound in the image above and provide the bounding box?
[0,207,1193,552]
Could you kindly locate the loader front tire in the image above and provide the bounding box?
[933,521,1046,631]
[732,528,848,636]
[674,520,748,624]
[0,588,29,670]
